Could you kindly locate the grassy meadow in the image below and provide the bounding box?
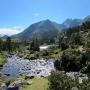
[23,78,48,90]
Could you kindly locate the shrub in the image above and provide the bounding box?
[48,71,79,90]
[54,49,81,72]
[48,71,90,90]
[41,50,49,56]
[54,60,61,70]
[61,43,68,51]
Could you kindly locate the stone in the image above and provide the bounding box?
[1,55,54,78]
[71,87,79,90]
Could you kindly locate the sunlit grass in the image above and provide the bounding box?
[23,78,49,90]
[0,53,5,66]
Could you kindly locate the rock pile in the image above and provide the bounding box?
[66,72,88,83]
[1,55,54,78]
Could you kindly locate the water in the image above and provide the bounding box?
[1,55,54,79]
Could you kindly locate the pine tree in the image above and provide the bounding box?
[6,37,12,52]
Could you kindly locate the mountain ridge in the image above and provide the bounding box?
[12,19,63,41]
[3,15,90,41]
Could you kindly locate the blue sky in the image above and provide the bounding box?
[0,0,90,35]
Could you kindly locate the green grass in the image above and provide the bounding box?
[23,78,49,90]
[49,48,61,58]
[0,53,5,67]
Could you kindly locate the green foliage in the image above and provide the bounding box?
[56,49,81,71]
[41,50,49,56]
[85,39,90,48]
[54,47,90,74]
[54,21,90,73]
[0,38,3,52]
[0,53,6,67]
[6,37,12,52]
[55,21,90,50]
[81,21,90,30]
[54,60,61,70]
[48,71,79,90]
[30,38,40,51]
[48,71,90,90]
[61,42,68,51]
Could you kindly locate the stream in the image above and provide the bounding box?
[1,54,54,79]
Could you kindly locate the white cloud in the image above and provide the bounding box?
[0,26,23,36]
[34,13,39,17]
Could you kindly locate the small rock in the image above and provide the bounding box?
[71,87,79,90]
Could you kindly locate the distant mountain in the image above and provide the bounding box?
[10,15,90,41]
[12,20,64,42]
[2,35,9,39]
[0,35,9,39]
[63,19,82,28]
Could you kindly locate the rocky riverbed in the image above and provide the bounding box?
[0,54,89,90]
[0,54,88,84]
[1,55,55,78]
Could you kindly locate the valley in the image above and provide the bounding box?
[0,15,90,90]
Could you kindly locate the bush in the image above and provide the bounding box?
[54,60,61,70]
[41,50,49,56]
[61,43,68,51]
[48,71,90,90]
[54,49,81,72]
[48,71,79,90]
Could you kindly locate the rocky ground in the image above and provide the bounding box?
[0,54,89,90]
[1,54,54,78]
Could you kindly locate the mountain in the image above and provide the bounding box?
[63,19,82,28]
[12,20,64,42]
[0,34,9,39]
[83,15,90,22]
[10,15,90,42]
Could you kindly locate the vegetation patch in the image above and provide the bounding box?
[23,78,48,90]
[48,71,90,90]
[0,53,6,68]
